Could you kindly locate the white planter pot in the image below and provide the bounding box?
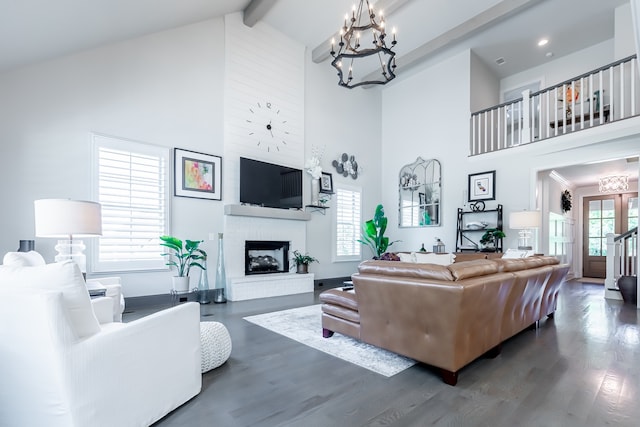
[172,276,190,293]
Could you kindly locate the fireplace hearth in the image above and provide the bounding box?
[245,240,290,275]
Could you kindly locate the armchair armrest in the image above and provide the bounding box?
[68,303,202,427]
[91,296,114,324]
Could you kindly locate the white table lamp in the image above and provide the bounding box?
[509,210,541,251]
[34,199,102,273]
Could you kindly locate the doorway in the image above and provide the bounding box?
[583,193,638,278]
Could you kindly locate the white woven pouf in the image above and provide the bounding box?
[200,321,232,373]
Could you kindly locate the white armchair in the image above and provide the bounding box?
[0,261,202,427]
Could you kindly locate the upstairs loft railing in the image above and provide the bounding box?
[605,227,638,295]
[470,55,640,156]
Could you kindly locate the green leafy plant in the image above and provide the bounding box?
[159,235,207,277]
[357,204,400,259]
[479,228,506,251]
[291,250,318,266]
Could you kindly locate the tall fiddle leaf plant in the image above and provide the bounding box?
[357,204,400,259]
[159,235,207,277]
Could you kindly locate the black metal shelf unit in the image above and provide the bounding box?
[455,204,503,252]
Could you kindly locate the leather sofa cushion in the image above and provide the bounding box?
[319,288,358,311]
[447,259,499,281]
[493,258,527,272]
[358,260,454,281]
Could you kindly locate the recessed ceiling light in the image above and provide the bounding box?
[538,38,549,47]
[545,52,554,58]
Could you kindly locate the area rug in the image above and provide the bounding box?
[244,304,415,377]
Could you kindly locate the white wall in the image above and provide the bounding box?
[0,15,381,294]
[470,51,500,112]
[304,49,382,277]
[0,19,226,296]
[616,2,636,59]
[381,50,472,253]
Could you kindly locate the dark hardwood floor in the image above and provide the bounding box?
[128,280,640,426]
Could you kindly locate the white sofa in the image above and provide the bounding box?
[0,260,202,427]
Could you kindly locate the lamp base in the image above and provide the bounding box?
[54,239,87,273]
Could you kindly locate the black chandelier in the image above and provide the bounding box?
[330,0,397,89]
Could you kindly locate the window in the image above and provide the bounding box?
[91,134,170,272]
[333,184,362,261]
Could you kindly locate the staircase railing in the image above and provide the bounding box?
[470,55,640,156]
[605,227,638,296]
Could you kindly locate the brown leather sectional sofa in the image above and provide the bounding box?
[320,256,570,385]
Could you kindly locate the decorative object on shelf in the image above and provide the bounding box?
[291,250,318,274]
[246,100,291,152]
[306,145,325,205]
[479,228,506,252]
[17,240,35,252]
[468,170,496,202]
[332,153,359,179]
[470,201,485,212]
[510,210,541,250]
[433,238,446,253]
[329,0,398,89]
[358,204,400,259]
[174,148,222,201]
[213,233,227,303]
[466,221,488,230]
[197,255,211,304]
[159,235,206,294]
[419,243,427,252]
[561,190,572,213]
[320,172,334,193]
[399,157,441,227]
[34,199,103,274]
[599,175,629,193]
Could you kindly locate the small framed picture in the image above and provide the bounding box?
[174,148,222,200]
[419,192,426,206]
[319,172,334,194]
[468,170,496,202]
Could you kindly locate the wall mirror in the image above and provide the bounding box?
[399,157,441,227]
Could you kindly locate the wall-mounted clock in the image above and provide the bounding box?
[246,101,290,152]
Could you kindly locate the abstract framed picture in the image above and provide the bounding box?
[468,170,496,202]
[319,172,334,194]
[174,148,222,200]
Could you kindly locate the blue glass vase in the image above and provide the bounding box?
[213,233,227,303]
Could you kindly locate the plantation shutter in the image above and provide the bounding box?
[92,134,170,272]
[335,186,362,260]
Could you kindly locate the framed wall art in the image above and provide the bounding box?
[174,148,222,200]
[319,172,334,193]
[468,170,496,202]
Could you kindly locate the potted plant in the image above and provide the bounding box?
[358,204,400,259]
[160,235,207,293]
[292,250,318,274]
[479,228,506,252]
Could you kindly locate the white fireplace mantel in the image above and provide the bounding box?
[224,204,311,221]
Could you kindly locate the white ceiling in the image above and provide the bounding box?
[0,0,636,186]
[0,0,629,77]
[546,157,639,189]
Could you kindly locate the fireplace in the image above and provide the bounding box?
[245,240,290,275]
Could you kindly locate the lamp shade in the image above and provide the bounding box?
[509,210,541,229]
[34,199,102,237]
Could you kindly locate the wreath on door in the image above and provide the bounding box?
[561,190,572,213]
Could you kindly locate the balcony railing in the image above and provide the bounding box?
[470,55,640,156]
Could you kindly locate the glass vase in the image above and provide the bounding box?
[197,259,210,304]
[311,178,320,205]
[213,233,227,303]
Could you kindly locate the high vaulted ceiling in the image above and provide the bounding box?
[0,0,630,79]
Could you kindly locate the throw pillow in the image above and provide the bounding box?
[0,261,100,339]
[2,251,46,267]
[397,252,415,263]
[414,252,455,266]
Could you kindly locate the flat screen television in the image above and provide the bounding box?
[240,157,303,209]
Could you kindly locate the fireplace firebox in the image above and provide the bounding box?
[245,240,290,275]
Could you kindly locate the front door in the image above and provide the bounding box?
[583,193,637,278]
